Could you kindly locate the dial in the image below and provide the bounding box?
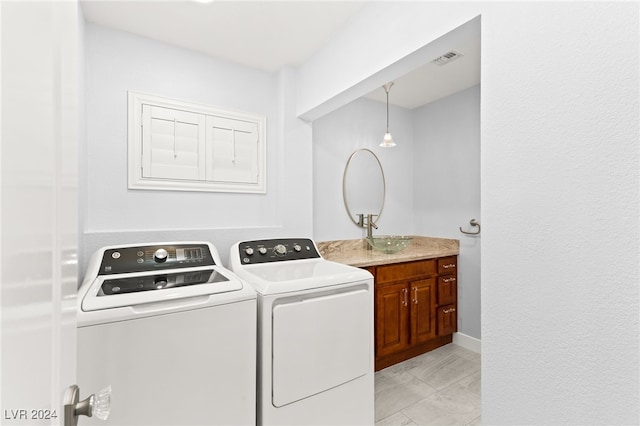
[274,244,287,255]
[258,247,267,255]
[154,248,168,263]
[154,276,168,289]
[244,247,254,256]
[293,244,302,252]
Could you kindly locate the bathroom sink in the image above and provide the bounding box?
[366,236,413,254]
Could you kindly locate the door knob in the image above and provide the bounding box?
[63,384,111,426]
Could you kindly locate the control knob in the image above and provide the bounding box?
[293,244,302,252]
[274,244,287,256]
[258,247,267,255]
[153,248,168,263]
[244,247,254,256]
[154,276,168,289]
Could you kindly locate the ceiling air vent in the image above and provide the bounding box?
[432,50,463,66]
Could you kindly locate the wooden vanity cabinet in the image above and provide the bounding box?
[371,256,457,371]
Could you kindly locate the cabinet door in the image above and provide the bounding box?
[376,283,410,357]
[437,304,457,336]
[410,278,437,345]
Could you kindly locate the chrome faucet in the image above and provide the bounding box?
[366,214,378,238]
[357,213,378,239]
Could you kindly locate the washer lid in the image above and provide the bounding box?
[81,266,244,311]
[232,258,372,295]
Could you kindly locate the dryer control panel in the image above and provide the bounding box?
[99,243,214,275]
[237,238,320,264]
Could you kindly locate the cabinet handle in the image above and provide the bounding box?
[442,264,456,269]
[402,288,408,307]
[443,307,456,314]
[442,277,456,283]
[413,286,418,304]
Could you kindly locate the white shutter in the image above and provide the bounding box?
[129,92,266,193]
[142,105,205,181]
[207,116,259,184]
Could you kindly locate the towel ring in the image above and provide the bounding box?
[460,219,480,235]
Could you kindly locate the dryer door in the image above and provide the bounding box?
[271,285,372,407]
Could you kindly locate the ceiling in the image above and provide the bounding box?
[363,38,480,109]
[80,0,480,109]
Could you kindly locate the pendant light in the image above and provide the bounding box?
[380,82,396,148]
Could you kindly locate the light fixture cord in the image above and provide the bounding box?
[386,89,390,132]
[384,82,393,133]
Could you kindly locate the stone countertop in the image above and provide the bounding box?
[317,236,459,268]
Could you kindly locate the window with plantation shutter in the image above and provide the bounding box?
[129,91,266,193]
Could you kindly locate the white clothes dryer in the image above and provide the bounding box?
[77,242,256,425]
[229,238,374,425]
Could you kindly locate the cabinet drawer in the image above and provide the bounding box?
[376,260,436,284]
[437,275,457,306]
[437,256,457,274]
[437,304,457,336]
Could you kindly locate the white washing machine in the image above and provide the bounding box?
[229,238,374,425]
[77,242,256,425]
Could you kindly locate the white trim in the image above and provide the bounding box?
[453,332,481,354]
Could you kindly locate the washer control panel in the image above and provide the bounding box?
[238,238,320,264]
[99,244,214,275]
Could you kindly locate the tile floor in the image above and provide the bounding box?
[374,344,481,426]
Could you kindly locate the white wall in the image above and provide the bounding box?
[312,97,414,240]
[413,86,482,339]
[300,2,639,424]
[413,85,481,340]
[82,25,313,270]
[480,4,638,422]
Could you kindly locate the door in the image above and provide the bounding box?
[271,287,371,407]
[1,2,79,424]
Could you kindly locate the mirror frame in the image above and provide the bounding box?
[342,148,386,226]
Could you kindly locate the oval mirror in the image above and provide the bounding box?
[342,148,386,226]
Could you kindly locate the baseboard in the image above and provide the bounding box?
[453,332,481,354]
